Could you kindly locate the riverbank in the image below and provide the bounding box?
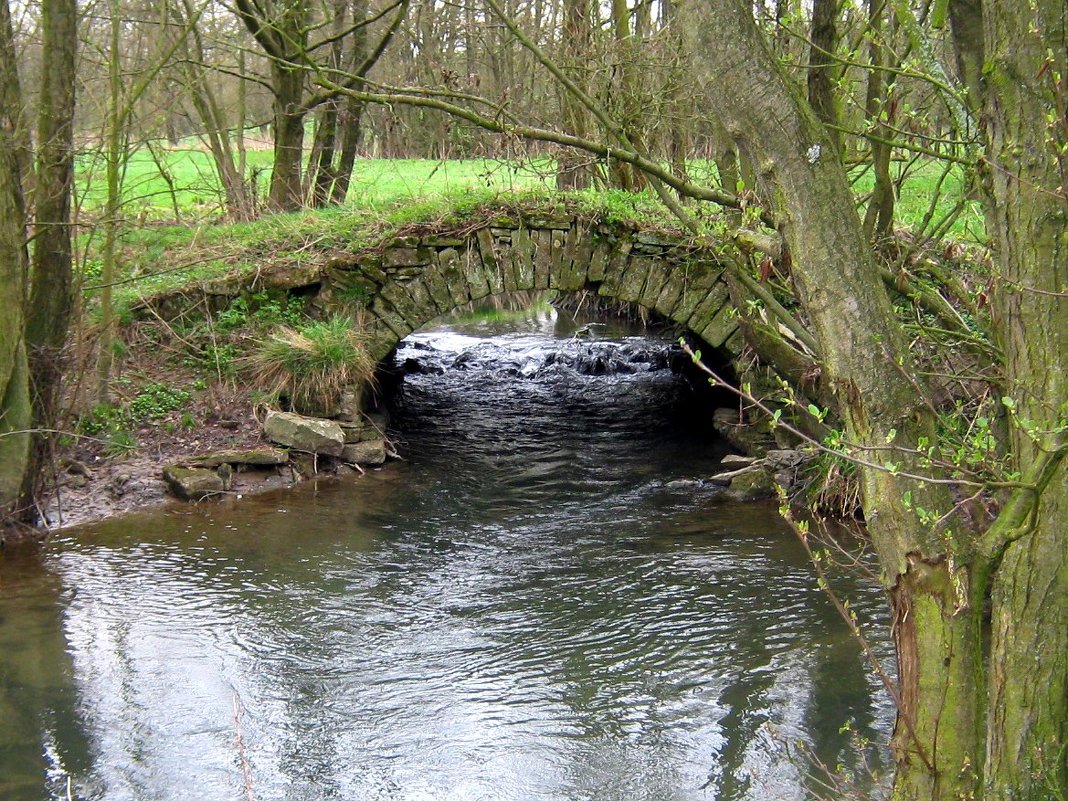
[0,317,398,544]
[41,387,392,535]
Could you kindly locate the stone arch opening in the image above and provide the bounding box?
[319,215,745,388]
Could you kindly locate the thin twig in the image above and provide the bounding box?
[232,694,255,801]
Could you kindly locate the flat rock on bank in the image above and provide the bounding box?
[263,411,345,456]
[162,466,226,501]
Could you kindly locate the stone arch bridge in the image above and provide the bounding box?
[138,209,748,366]
[317,211,742,361]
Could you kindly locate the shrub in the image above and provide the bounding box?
[250,316,376,417]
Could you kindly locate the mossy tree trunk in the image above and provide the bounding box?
[269,61,308,211]
[0,0,31,520]
[0,214,30,522]
[19,0,77,522]
[234,0,309,212]
[979,2,1068,794]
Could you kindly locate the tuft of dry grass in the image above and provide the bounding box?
[805,454,862,518]
[249,316,376,417]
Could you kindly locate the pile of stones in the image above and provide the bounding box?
[162,389,392,502]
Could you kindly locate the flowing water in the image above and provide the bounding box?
[0,307,893,801]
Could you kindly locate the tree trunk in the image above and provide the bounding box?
[0,12,31,518]
[979,2,1068,793]
[95,0,123,405]
[269,60,307,211]
[19,0,78,522]
[608,0,647,190]
[662,0,690,191]
[0,0,32,203]
[947,0,984,111]
[0,211,30,521]
[807,0,839,152]
[889,561,983,800]
[556,0,593,190]
[305,0,347,206]
[237,49,248,185]
[307,99,341,206]
[861,0,895,241]
[328,96,366,205]
[702,3,983,798]
[176,0,252,220]
[331,0,372,202]
[233,0,310,211]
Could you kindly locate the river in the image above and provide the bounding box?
[0,306,893,800]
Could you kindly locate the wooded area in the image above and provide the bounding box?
[0,0,1065,798]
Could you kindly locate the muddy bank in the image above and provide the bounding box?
[33,407,389,538]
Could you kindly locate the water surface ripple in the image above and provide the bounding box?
[0,314,892,800]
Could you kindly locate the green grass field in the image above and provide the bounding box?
[77,145,983,237]
[76,148,553,219]
[848,158,984,242]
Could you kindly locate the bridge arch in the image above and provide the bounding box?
[318,213,743,361]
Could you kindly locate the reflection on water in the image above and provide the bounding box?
[0,309,893,800]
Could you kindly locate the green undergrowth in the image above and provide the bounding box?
[71,291,312,453]
[173,292,310,378]
[76,379,197,455]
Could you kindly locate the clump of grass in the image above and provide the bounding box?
[250,316,376,417]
